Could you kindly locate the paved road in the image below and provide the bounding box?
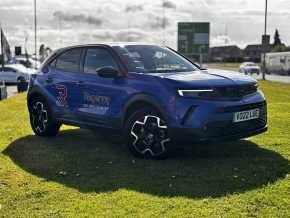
[252,74,290,84]
[6,85,18,98]
[207,65,290,84]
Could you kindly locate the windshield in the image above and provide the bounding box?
[246,63,256,66]
[113,45,199,73]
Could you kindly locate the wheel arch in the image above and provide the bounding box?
[27,87,48,112]
[121,94,167,127]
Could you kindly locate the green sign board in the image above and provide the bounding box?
[178,22,210,58]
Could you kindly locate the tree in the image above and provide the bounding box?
[274,29,282,46]
[39,44,45,63]
[272,45,287,53]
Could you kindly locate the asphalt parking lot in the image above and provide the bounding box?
[6,85,18,98]
[252,74,290,84]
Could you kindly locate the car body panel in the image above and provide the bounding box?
[28,44,267,142]
[0,64,34,83]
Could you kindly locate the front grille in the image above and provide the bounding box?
[214,84,258,99]
[206,103,267,137]
[217,101,266,113]
[249,69,259,74]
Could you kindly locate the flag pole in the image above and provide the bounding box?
[1,24,3,70]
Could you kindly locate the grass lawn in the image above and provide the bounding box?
[0,81,289,217]
[207,63,242,69]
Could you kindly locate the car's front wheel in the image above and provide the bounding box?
[124,108,171,159]
[29,96,61,136]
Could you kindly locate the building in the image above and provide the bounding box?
[244,44,274,62]
[210,45,242,62]
[177,22,210,62]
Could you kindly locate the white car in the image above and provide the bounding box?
[0,64,35,83]
[239,62,261,75]
[10,56,41,69]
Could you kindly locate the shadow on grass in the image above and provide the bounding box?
[3,129,289,199]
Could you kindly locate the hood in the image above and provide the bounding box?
[25,68,37,74]
[244,66,260,70]
[7,64,37,75]
[150,69,257,89]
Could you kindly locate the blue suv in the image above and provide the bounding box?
[27,43,267,158]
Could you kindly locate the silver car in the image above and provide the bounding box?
[239,62,261,75]
[0,64,34,83]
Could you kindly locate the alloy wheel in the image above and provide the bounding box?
[31,101,48,133]
[130,115,170,157]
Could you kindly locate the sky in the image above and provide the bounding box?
[0,0,290,54]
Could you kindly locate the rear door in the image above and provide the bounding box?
[44,48,84,120]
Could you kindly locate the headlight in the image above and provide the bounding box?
[177,89,214,98]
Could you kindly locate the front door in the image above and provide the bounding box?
[77,47,128,128]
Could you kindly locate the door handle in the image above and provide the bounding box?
[46,77,53,83]
[74,81,84,85]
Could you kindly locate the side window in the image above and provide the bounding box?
[2,67,9,72]
[3,67,16,72]
[84,48,118,74]
[55,49,82,72]
[280,57,286,64]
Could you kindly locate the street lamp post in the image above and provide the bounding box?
[262,0,268,80]
[264,0,268,36]
[34,0,37,69]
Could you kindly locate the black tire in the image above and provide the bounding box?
[29,96,61,136]
[124,107,171,159]
[17,77,27,93]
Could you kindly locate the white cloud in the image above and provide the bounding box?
[0,0,289,53]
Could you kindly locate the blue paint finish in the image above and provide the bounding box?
[28,44,267,141]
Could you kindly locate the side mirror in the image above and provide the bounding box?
[96,67,120,79]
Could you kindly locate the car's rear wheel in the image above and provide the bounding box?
[17,76,25,82]
[124,108,171,159]
[29,96,61,136]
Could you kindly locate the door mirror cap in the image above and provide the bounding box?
[96,67,121,78]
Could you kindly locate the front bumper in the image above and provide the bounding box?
[168,92,267,142]
[169,125,267,143]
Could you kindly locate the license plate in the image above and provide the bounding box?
[233,109,260,123]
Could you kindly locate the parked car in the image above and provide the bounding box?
[10,56,41,69]
[27,43,267,159]
[239,62,261,75]
[0,64,35,84]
